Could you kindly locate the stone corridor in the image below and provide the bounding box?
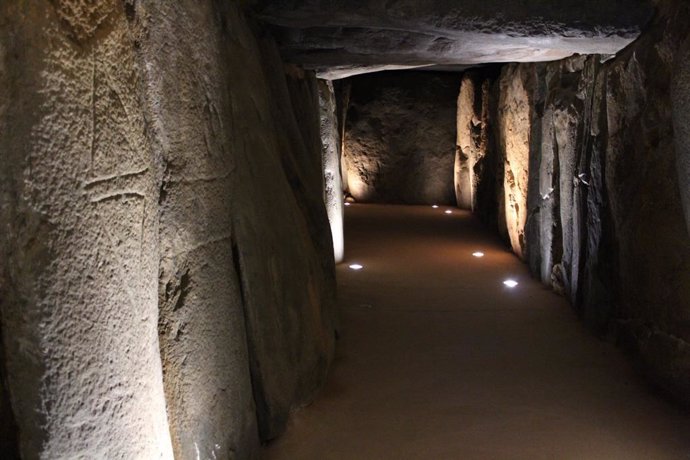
[264,205,690,459]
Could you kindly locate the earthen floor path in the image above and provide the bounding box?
[263,204,690,460]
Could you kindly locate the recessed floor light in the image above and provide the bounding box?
[472,252,485,258]
[432,205,439,209]
[349,264,363,270]
[445,210,452,215]
[344,202,351,206]
[503,279,519,288]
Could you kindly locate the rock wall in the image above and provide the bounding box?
[343,71,458,205]
[460,0,690,405]
[0,1,336,458]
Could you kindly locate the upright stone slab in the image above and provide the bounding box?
[0,2,173,458]
[319,79,345,263]
[673,35,690,237]
[138,2,259,458]
[231,42,338,442]
[455,76,476,210]
[600,0,690,403]
[497,65,532,259]
[536,64,562,286]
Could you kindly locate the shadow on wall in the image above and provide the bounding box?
[342,71,459,205]
[457,0,690,407]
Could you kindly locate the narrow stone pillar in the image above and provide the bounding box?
[338,82,352,196]
[0,2,173,458]
[497,65,531,259]
[455,75,476,209]
[319,80,345,263]
[673,36,690,236]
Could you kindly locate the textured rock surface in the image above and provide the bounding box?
[673,35,690,236]
[455,74,477,210]
[140,2,259,458]
[242,46,337,443]
[0,332,18,459]
[343,71,458,205]
[496,65,535,259]
[145,0,337,453]
[0,1,337,458]
[319,80,345,263]
[0,2,174,458]
[455,71,496,216]
[0,16,19,459]
[600,0,690,403]
[467,0,690,406]
[256,0,653,78]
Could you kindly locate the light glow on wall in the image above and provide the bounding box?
[499,72,530,259]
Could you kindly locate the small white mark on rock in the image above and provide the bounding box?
[541,187,554,200]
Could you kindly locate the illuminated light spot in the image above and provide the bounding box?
[445,210,453,215]
[503,279,519,288]
[344,202,351,206]
[432,205,439,209]
[472,252,485,258]
[349,264,363,270]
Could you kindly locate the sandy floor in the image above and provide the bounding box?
[262,204,690,460]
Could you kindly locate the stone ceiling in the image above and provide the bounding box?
[254,0,654,79]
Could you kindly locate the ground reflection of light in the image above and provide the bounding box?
[445,210,452,215]
[432,205,439,209]
[349,264,363,270]
[472,252,484,258]
[503,279,518,288]
[344,202,351,206]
